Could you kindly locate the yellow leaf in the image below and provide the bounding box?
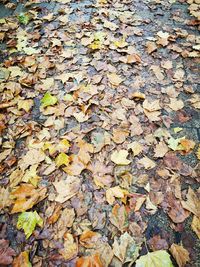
[106,186,128,205]
[127,142,143,156]
[55,152,70,167]
[107,73,123,86]
[17,99,34,112]
[59,233,78,260]
[196,145,200,160]
[111,150,131,165]
[191,215,200,239]
[138,156,156,169]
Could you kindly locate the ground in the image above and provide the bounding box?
[0,0,199,266]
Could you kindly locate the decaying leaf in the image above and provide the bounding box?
[13,251,31,267]
[10,184,47,214]
[59,233,78,261]
[191,216,200,239]
[53,176,80,203]
[80,230,101,248]
[181,187,200,217]
[113,232,141,264]
[170,244,190,267]
[0,239,16,266]
[111,150,131,165]
[76,253,103,267]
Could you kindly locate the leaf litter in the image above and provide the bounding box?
[0,0,199,266]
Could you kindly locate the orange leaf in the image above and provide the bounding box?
[80,230,101,248]
[76,253,103,267]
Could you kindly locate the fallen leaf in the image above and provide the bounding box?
[53,176,80,203]
[41,92,58,108]
[109,204,128,232]
[113,232,141,264]
[138,156,156,169]
[76,253,103,267]
[181,187,200,217]
[111,150,131,165]
[135,250,174,267]
[55,152,70,167]
[170,244,190,267]
[148,235,169,251]
[106,186,128,205]
[59,233,78,261]
[13,251,31,267]
[10,184,47,214]
[154,141,169,158]
[80,230,101,248]
[191,216,200,239]
[168,98,184,111]
[127,142,143,156]
[0,239,16,265]
[17,211,43,238]
[107,73,123,86]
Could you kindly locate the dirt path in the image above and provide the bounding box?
[0,0,199,266]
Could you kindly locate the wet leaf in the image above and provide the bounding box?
[0,239,16,265]
[10,184,47,214]
[41,92,58,108]
[53,176,80,203]
[111,150,131,165]
[113,232,141,264]
[170,244,190,267]
[17,211,43,238]
[76,253,103,267]
[13,251,31,267]
[135,250,174,267]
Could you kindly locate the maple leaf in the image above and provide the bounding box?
[0,239,16,265]
[17,211,43,238]
[135,250,174,267]
[41,92,58,108]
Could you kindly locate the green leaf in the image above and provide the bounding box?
[41,92,58,108]
[18,13,29,25]
[167,137,185,151]
[135,250,174,267]
[17,211,43,238]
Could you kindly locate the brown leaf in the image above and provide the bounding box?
[181,187,200,217]
[10,184,47,214]
[170,244,190,267]
[109,204,128,232]
[148,235,169,251]
[154,141,169,158]
[58,233,78,261]
[0,239,16,265]
[166,193,190,223]
[13,251,30,267]
[80,230,101,248]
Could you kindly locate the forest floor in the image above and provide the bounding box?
[0,0,199,266]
